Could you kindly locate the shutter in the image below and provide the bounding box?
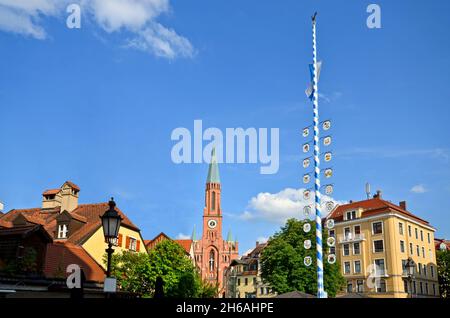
[136,240,140,252]
[126,236,130,249]
[118,234,123,247]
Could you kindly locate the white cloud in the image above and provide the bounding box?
[0,0,194,59]
[411,184,428,194]
[256,236,268,244]
[175,233,190,240]
[235,188,344,224]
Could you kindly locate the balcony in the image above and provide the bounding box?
[338,233,365,244]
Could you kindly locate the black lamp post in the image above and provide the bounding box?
[100,198,123,277]
[405,258,415,298]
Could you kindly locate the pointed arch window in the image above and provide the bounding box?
[209,249,215,271]
[212,192,216,211]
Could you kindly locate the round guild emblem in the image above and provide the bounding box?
[324,152,332,162]
[303,206,312,218]
[327,254,336,264]
[327,237,335,247]
[326,219,335,229]
[304,256,312,267]
[303,174,311,184]
[303,223,311,233]
[303,158,310,168]
[323,120,331,131]
[324,168,333,179]
[304,240,312,250]
[303,128,309,137]
[325,184,333,195]
[303,189,311,200]
[303,143,310,153]
[323,136,332,146]
[326,201,335,212]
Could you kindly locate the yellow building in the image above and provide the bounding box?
[224,242,277,298]
[326,190,439,298]
[0,181,146,281]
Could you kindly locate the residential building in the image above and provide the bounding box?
[0,181,146,287]
[224,242,276,298]
[327,190,439,298]
[144,232,195,260]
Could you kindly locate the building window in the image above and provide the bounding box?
[423,264,427,277]
[433,284,436,295]
[377,279,387,293]
[422,247,425,258]
[343,244,350,256]
[400,240,405,253]
[431,265,434,278]
[253,277,256,285]
[373,240,384,253]
[399,223,404,235]
[344,227,351,240]
[128,237,137,251]
[346,211,356,220]
[408,225,412,237]
[353,242,360,255]
[402,259,408,275]
[357,280,364,293]
[429,249,433,261]
[344,262,351,274]
[413,281,416,294]
[372,222,383,235]
[209,250,215,271]
[410,243,413,255]
[415,228,418,239]
[57,224,68,239]
[354,260,361,274]
[418,263,422,275]
[329,247,336,255]
[416,245,420,257]
[420,282,423,295]
[329,230,335,237]
[374,259,385,276]
[404,280,408,293]
[260,287,264,295]
[347,283,353,293]
[211,192,216,211]
[420,230,423,241]
[237,278,241,286]
[244,278,248,286]
[427,233,431,244]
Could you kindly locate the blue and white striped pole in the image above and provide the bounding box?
[311,12,326,299]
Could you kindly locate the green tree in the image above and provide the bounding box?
[108,239,217,298]
[260,218,345,297]
[437,249,450,298]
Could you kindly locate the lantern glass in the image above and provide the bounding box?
[100,198,123,244]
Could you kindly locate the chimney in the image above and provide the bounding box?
[60,181,79,212]
[399,201,407,210]
[256,241,259,247]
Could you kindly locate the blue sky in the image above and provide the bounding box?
[0,0,449,254]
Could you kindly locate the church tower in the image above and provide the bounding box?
[193,149,239,294]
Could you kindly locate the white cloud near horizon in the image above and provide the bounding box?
[229,188,345,224]
[175,233,191,240]
[411,184,428,194]
[0,0,194,59]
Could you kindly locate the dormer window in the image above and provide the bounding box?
[57,224,68,239]
[346,210,357,220]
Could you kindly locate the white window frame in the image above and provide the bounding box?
[343,227,351,239]
[371,221,384,235]
[377,279,387,293]
[373,239,385,253]
[353,242,361,255]
[343,244,350,256]
[374,258,386,276]
[399,222,404,235]
[400,240,405,253]
[57,224,68,239]
[128,236,137,251]
[353,224,361,235]
[344,261,351,275]
[354,260,362,274]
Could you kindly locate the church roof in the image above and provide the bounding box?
[206,148,220,184]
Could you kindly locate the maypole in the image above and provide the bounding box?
[311,12,326,299]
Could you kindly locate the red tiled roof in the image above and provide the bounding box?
[328,197,430,225]
[64,181,80,191]
[435,238,450,251]
[1,203,140,244]
[0,219,13,228]
[44,242,105,282]
[174,239,193,254]
[42,189,61,196]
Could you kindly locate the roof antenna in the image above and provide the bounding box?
[365,182,371,199]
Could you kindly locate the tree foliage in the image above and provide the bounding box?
[108,239,217,298]
[437,249,450,298]
[260,218,345,297]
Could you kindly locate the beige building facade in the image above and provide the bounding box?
[327,191,439,298]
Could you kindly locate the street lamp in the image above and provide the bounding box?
[405,258,415,298]
[100,197,123,278]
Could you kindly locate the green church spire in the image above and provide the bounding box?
[227,230,233,242]
[206,147,220,183]
[191,224,197,241]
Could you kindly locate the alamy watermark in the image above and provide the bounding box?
[171,120,279,174]
[367,4,382,29]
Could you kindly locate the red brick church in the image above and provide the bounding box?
[193,149,239,294]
